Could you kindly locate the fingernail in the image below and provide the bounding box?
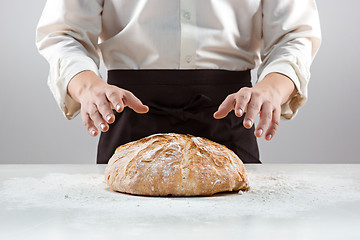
[245,119,252,127]
[266,134,272,140]
[256,129,263,136]
[106,114,112,122]
[100,123,106,130]
[116,104,121,111]
[91,129,96,136]
[237,109,243,116]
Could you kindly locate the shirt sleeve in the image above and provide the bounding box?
[36,0,103,120]
[257,0,321,119]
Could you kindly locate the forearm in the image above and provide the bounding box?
[254,72,296,105]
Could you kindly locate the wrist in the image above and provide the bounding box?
[257,72,296,104]
[67,70,105,103]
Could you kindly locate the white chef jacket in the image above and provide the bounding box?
[36,0,321,120]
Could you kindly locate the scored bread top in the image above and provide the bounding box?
[105,133,249,196]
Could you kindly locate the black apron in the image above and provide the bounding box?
[97,69,260,164]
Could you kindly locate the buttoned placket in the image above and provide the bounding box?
[179,0,197,69]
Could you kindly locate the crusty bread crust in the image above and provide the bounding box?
[105,133,249,196]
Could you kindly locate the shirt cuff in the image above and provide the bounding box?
[257,60,307,120]
[47,55,101,120]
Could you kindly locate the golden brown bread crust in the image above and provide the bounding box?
[105,133,249,196]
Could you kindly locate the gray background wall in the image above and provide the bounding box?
[0,0,359,164]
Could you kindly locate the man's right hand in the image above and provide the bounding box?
[67,70,149,136]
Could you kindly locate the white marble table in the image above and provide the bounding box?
[0,164,359,240]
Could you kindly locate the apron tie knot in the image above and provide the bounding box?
[148,94,213,124]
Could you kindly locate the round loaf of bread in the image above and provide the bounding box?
[105,133,249,196]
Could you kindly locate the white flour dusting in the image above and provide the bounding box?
[1,170,360,219]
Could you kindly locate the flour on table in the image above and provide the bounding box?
[1,170,360,219]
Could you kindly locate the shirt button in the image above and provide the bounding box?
[183,12,191,20]
[185,55,192,63]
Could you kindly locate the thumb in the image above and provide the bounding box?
[123,91,149,114]
[213,95,235,119]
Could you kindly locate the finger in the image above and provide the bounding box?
[213,94,235,119]
[88,104,109,132]
[123,91,149,113]
[265,107,281,141]
[255,102,273,137]
[243,95,262,129]
[234,88,251,117]
[106,90,125,113]
[96,96,115,124]
[81,109,98,136]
